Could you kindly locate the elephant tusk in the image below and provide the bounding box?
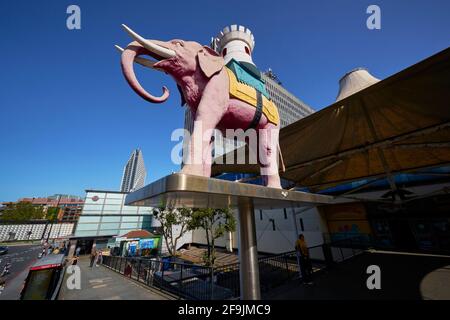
[115,44,156,69]
[121,24,176,59]
[115,44,124,53]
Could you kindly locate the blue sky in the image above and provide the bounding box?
[0,0,449,201]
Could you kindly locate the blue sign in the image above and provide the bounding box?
[139,239,155,249]
[128,242,137,256]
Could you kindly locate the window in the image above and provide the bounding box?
[121,216,139,222]
[74,230,98,237]
[76,223,99,231]
[78,216,101,223]
[103,199,123,205]
[121,223,138,229]
[259,210,263,220]
[270,219,275,231]
[103,204,121,211]
[299,218,305,232]
[121,206,138,214]
[222,48,227,56]
[283,208,287,219]
[100,223,120,230]
[245,46,250,54]
[82,204,103,212]
[98,229,118,236]
[101,216,121,223]
[106,193,125,200]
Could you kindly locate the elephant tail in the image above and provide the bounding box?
[278,143,286,173]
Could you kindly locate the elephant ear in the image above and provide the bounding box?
[197,46,224,78]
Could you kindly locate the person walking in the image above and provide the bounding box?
[89,249,97,268]
[75,246,81,257]
[96,250,103,267]
[0,275,6,296]
[295,234,313,285]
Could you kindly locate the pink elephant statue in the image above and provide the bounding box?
[116,25,282,188]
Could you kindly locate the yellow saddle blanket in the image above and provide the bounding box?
[226,67,280,126]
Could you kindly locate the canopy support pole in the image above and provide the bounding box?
[238,197,261,300]
[361,99,399,196]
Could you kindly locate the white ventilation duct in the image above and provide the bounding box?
[336,68,380,101]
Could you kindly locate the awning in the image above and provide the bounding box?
[212,47,450,191]
[119,230,156,239]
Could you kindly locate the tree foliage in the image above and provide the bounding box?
[152,206,192,257]
[1,202,45,221]
[45,207,60,221]
[188,208,236,266]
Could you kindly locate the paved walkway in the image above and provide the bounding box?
[58,257,175,300]
[264,250,450,300]
[179,246,239,266]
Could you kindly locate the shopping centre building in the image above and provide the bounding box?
[71,190,156,254]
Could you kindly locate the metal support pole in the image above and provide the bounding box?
[238,197,261,300]
[292,209,302,278]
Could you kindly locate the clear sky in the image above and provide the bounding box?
[0,0,449,201]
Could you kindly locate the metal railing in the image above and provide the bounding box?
[102,255,233,300]
[102,235,368,300]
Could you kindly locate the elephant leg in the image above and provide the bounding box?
[181,114,221,178]
[180,120,205,177]
[180,132,199,176]
[202,135,215,177]
[258,123,281,188]
[182,70,228,177]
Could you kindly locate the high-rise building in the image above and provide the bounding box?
[262,69,315,127]
[120,148,147,192]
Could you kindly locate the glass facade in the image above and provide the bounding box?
[74,190,154,238]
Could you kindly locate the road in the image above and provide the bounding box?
[0,244,41,300]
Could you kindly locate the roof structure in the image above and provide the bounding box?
[119,230,156,239]
[335,67,380,101]
[212,47,450,192]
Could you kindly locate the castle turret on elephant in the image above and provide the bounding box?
[116,25,282,188]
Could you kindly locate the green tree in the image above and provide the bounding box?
[188,208,236,266]
[152,206,192,257]
[1,202,45,221]
[45,207,60,221]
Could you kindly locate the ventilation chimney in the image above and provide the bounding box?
[336,68,380,101]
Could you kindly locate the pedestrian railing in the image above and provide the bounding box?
[102,235,368,300]
[102,255,232,300]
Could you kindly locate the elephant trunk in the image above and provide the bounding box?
[121,43,169,103]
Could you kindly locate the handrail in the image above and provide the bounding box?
[102,235,367,300]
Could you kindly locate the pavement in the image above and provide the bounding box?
[0,244,41,300]
[58,257,175,300]
[264,250,450,300]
